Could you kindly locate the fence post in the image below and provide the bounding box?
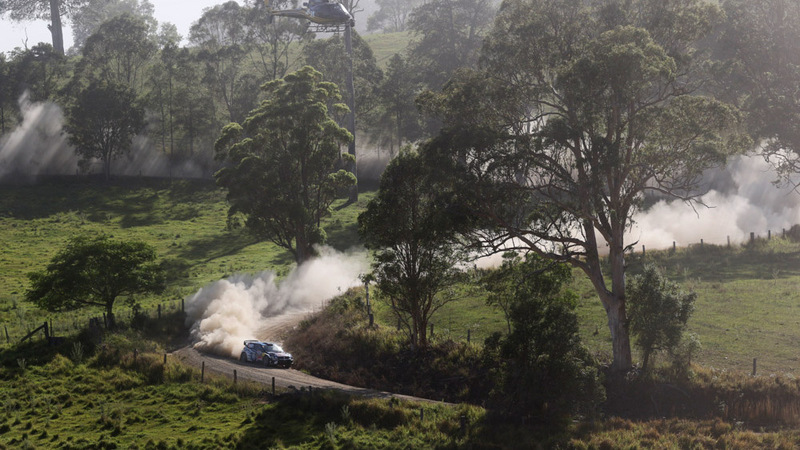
[201,361,205,383]
[272,377,276,396]
[727,236,731,247]
[673,241,676,253]
[467,329,471,343]
[163,353,167,365]
[233,369,237,385]
[642,245,645,256]
[4,325,9,343]
[700,239,704,249]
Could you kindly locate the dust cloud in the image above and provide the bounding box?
[628,155,800,250]
[184,246,368,358]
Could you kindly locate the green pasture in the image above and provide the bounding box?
[0,178,373,342]
[4,179,800,376]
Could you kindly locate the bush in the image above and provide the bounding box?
[484,254,604,424]
[627,264,697,375]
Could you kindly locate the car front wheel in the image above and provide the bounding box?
[240,353,247,362]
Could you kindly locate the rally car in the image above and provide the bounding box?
[239,340,294,368]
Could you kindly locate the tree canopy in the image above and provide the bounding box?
[65,80,145,179]
[359,151,464,348]
[26,235,166,328]
[215,66,355,264]
[420,0,750,372]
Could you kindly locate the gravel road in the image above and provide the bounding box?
[173,310,443,404]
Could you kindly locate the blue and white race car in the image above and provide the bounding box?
[239,340,294,368]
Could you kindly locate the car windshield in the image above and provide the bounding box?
[266,344,284,353]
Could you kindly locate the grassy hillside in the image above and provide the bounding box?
[361,30,414,67]
[6,180,800,447]
[4,178,800,375]
[0,178,372,341]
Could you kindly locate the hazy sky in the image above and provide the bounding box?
[0,0,226,54]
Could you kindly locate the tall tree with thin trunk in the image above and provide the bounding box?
[359,151,465,349]
[0,0,88,54]
[419,0,750,372]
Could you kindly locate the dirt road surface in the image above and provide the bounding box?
[173,310,443,404]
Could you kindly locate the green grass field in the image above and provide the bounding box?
[5,179,800,447]
[0,178,374,342]
[5,178,800,377]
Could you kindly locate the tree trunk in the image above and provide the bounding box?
[605,293,632,372]
[607,236,633,372]
[106,303,116,330]
[49,0,65,55]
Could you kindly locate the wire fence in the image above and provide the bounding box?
[1,300,185,346]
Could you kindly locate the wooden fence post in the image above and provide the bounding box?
[272,377,276,396]
[233,369,237,385]
[163,353,167,365]
[4,325,9,343]
[642,245,645,256]
[201,361,205,383]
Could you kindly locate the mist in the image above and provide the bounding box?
[184,246,368,358]
[0,92,77,182]
[0,93,208,183]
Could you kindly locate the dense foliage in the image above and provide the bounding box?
[25,235,166,328]
[627,264,697,373]
[215,66,355,264]
[359,151,465,348]
[418,0,751,372]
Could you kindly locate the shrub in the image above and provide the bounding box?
[627,264,697,374]
[484,253,604,424]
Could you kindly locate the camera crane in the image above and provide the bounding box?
[265,0,358,200]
